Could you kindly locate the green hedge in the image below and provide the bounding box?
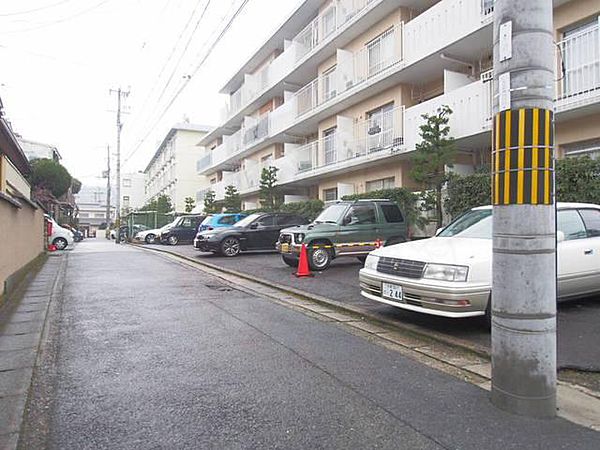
[242,200,325,222]
[444,171,491,219]
[342,188,426,229]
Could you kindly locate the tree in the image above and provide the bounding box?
[140,194,173,214]
[184,197,195,213]
[409,105,456,227]
[71,178,82,195]
[30,158,72,198]
[259,166,282,211]
[203,189,219,214]
[223,185,241,212]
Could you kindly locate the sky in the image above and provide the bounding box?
[0,0,299,187]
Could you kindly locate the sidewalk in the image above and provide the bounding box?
[0,253,64,449]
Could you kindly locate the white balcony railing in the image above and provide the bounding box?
[294,24,403,118]
[555,18,600,112]
[242,114,270,147]
[196,153,212,173]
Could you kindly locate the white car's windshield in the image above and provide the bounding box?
[314,204,347,224]
[439,209,492,239]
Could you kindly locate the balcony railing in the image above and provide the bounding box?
[196,153,212,173]
[555,19,600,112]
[242,114,270,147]
[294,24,402,118]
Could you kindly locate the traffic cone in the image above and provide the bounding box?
[295,244,313,278]
[47,244,57,252]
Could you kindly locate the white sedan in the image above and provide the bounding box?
[359,203,600,322]
[134,228,161,244]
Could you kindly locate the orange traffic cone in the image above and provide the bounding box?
[295,243,313,278]
[47,244,57,252]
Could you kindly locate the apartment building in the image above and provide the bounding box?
[121,171,145,214]
[17,137,62,163]
[144,123,211,212]
[196,0,599,209]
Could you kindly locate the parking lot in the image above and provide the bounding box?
[145,243,600,372]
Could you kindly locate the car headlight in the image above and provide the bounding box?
[423,264,469,282]
[364,254,379,271]
[294,233,305,243]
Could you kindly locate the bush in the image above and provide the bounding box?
[279,199,324,222]
[342,188,426,230]
[30,158,72,198]
[444,171,491,219]
[555,156,600,204]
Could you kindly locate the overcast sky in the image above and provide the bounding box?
[0,0,298,187]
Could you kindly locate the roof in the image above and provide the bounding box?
[143,123,213,173]
[0,101,31,175]
[220,0,323,94]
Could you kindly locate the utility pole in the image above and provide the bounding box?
[491,0,556,417]
[109,87,129,243]
[105,145,111,237]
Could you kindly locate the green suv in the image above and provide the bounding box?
[276,199,408,271]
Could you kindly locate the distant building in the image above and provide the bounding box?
[75,185,115,236]
[120,171,145,214]
[144,123,212,213]
[17,137,61,162]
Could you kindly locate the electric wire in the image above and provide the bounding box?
[123,0,251,166]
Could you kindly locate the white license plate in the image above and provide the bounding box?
[382,283,403,302]
[280,243,290,253]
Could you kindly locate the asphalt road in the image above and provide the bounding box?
[22,239,599,448]
[157,243,600,371]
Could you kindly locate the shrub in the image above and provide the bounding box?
[444,171,491,219]
[280,199,324,222]
[555,156,600,204]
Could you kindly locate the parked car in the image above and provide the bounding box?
[194,212,308,256]
[62,224,84,242]
[198,213,246,232]
[160,214,206,245]
[45,215,74,250]
[359,203,600,324]
[276,199,408,271]
[135,227,162,244]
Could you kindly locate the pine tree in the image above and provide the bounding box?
[409,105,456,227]
[259,166,282,211]
[203,189,219,214]
[223,185,241,212]
[184,197,195,213]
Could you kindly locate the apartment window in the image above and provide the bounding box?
[123,178,132,187]
[366,177,395,192]
[94,213,105,218]
[321,6,337,38]
[367,28,395,77]
[323,127,337,164]
[322,65,337,102]
[323,187,338,202]
[367,103,395,151]
[79,213,89,218]
[561,19,600,98]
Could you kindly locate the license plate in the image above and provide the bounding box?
[382,283,403,302]
[281,243,290,253]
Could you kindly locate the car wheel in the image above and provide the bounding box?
[282,255,299,268]
[145,234,156,244]
[168,235,179,246]
[356,256,367,263]
[309,247,332,271]
[221,237,241,257]
[53,237,68,250]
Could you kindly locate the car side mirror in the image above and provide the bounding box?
[557,230,565,243]
[342,215,351,226]
[249,222,259,229]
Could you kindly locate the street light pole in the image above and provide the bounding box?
[491,0,557,417]
[110,87,129,243]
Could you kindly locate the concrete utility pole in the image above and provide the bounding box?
[109,87,129,242]
[491,1,556,417]
[105,145,111,234]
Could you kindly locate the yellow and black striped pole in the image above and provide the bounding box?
[492,108,554,206]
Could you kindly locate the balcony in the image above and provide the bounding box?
[196,153,212,173]
[555,19,600,113]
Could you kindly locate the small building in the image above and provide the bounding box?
[75,185,115,237]
[144,123,212,213]
[0,97,45,302]
[17,137,62,163]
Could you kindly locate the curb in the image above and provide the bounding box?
[134,244,491,358]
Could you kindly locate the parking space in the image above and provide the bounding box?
[149,243,600,372]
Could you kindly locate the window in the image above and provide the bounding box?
[558,209,587,241]
[123,179,132,187]
[366,177,395,192]
[321,6,336,38]
[561,20,600,99]
[256,215,275,226]
[79,213,89,218]
[367,103,395,151]
[181,218,193,228]
[367,28,395,77]
[323,188,338,202]
[323,127,337,164]
[94,213,105,218]
[277,214,304,226]
[579,209,600,238]
[218,215,238,225]
[322,65,337,101]
[344,204,377,225]
[380,204,404,223]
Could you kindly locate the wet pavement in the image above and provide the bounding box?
[154,243,600,371]
[20,239,600,448]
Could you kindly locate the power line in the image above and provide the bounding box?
[0,0,74,17]
[123,0,250,166]
[0,0,112,34]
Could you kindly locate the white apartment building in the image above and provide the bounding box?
[196,0,600,209]
[144,123,211,212]
[17,137,61,163]
[121,171,145,214]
